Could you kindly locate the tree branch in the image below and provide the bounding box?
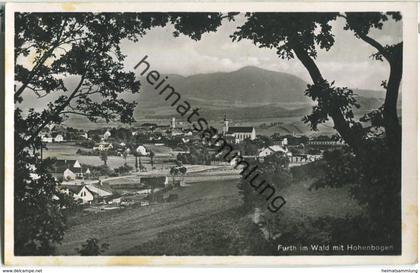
[27,74,86,143]
[292,42,363,152]
[61,111,90,117]
[14,18,70,101]
[26,46,98,143]
[359,34,390,61]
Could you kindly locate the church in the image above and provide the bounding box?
[222,114,256,144]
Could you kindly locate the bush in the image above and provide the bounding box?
[75,140,95,148]
[76,238,109,256]
[114,163,133,175]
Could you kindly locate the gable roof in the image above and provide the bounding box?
[268,145,286,153]
[227,127,254,134]
[61,184,113,197]
[86,183,113,197]
[259,145,287,156]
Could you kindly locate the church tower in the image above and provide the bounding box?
[223,114,229,136]
[171,117,176,129]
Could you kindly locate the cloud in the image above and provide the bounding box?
[121,13,400,91]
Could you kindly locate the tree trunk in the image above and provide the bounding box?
[135,155,138,171]
[383,44,402,153]
[357,34,402,153]
[292,44,363,153]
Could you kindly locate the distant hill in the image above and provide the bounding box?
[133,66,386,120]
[19,65,389,130]
[136,66,311,106]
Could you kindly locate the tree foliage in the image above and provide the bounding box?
[14,12,231,255]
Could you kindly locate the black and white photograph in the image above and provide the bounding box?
[3,2,417,266]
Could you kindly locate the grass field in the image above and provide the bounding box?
[57,179,241,255]
[118,172,362,255]
[44,143,175,170]
[57,161,362,255]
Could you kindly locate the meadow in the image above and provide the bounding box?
[57,161,362,255]
[57,179,241,255]
[44,143,175,170]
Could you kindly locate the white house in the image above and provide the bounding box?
[103,130,112,140]
[80,132,89,139]
[62,182,114,204]
[75,185,96,204]
[258,145,288,158]
[41,135,53,143]
[93,141,113,151]
[54,134,64,143]
[136,145,149,156]
[63,168,76,180]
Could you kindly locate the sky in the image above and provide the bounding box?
[120,14,402,91]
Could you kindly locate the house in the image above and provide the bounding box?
[80,132,89,139]
[61,182,114,204]
[93,141,113,151]
[60,184,95,204]
[258,145,288,158]
[308,140,345,146]
[103,130,112,140]
[171,128,184,136]
[52,133,64,143]
[307,139,345,151]
[41,134,53,143]
[51,159,84,181]
[289,154,322,165]
[63,168,76,180]
[75,185,96,204]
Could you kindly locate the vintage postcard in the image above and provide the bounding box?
[4,1,418,266]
